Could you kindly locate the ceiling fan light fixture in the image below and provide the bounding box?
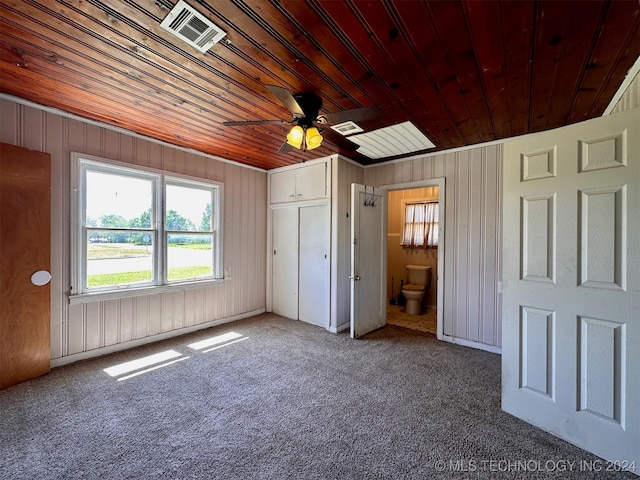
[286,125,304,148]
[305,127,323,150]
[223,84,378,154]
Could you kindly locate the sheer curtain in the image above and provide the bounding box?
[401,202,439,248]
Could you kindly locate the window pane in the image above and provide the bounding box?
[401,202,440,248]
[86,231,154,288]
[401,223,412,245]
[404,204,414,223]
[413,222,425,246]
[86,171,153,229]
[167,234,213,281]
[166,184,213,232]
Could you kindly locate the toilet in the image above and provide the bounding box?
[402,265,431,315]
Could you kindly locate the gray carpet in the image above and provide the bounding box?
[0,313,635,479]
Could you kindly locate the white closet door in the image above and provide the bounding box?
[272,207,299,320]
[298,204,330,327]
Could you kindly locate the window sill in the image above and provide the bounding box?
[68,278,225,305]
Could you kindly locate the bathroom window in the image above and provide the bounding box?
[401,201,439,248]
[70,153,222,300]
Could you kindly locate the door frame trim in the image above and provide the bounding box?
[380,178,445,341]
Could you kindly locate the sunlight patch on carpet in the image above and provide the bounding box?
[104,349,190,381]
[188,331,247,352]
[115,356,190,381]
[201,337,249,353]
[102,332,250,381]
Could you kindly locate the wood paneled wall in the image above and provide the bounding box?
[387,187,439,234]
[365,145,502,349]
[0,97,267,363]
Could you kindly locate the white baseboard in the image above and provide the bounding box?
[336,321,350,333]
[50,308,266,368]
[328,324,349,333]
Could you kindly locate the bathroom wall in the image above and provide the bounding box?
[387,187,439,308]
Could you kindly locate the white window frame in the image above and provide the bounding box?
[70,153,223,304]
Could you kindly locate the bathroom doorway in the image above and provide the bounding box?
[383,179,444,339]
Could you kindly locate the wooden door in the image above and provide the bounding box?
[298,204,329,327]
[350,184,387,338]
[271,207,299,320]
[502,108,639,468]
[0,142,51,389]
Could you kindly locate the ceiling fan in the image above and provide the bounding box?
[222,85,381,153]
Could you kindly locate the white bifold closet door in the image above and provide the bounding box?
[272,207,299,321]
[271,204,329,328]
[298,204,329,327]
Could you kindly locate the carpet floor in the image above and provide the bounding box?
[0,313,635,479]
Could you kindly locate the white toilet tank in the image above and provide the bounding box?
[406,265,431,288]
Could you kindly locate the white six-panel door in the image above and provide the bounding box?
[502,108,639,470]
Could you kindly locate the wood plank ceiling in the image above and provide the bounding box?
[1,0,639,170]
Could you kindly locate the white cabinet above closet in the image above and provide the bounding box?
[268,156,362,333]
[270,161,327,203]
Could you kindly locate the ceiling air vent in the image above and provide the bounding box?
[160,0,226,53]
[330,121,364,136]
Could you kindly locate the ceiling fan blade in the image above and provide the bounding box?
[266,85,305,118]
[319,106,381,125]
[222,119,289,126]
[278,140,295,153]
[320,127,360,151]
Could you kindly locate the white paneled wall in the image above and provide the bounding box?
[365,145,502,349]
[609,71,640,114]
[330,156,364,332]
[0,97,267,363]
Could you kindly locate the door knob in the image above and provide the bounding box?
[31,270,51,286]
[349,275,361,281]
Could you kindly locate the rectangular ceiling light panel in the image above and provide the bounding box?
[349,121,435,159]
[161,0,226,53]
